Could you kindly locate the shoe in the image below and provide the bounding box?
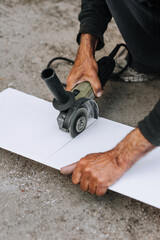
[113,58,160,82]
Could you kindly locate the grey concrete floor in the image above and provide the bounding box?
[0,0,160,239]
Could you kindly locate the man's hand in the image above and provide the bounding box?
[60,128,155,196]
[67,34,103,97]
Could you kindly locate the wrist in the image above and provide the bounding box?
[113,128,155,171]
[78,34,98,57]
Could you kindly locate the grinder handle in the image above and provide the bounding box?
[41,67,69,104]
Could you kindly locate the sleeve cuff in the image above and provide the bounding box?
[138,100,160,146]
[77,32,104,51]
[76,20,106,51]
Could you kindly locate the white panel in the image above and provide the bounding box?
[1,88,160,209]
[0,88,72,164]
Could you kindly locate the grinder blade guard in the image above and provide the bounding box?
[41,44,130,138]
[41,67,102,138]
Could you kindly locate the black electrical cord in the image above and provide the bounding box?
[46,44,131,86]
[47,57,74,68]
[108,43,131,78]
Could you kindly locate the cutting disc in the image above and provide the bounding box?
[70,108,88,138]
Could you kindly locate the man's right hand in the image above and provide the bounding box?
[66,34,103,97]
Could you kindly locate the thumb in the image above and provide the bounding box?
[88,76,103,98]
[60,162,78,175]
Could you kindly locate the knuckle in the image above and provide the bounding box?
[83,167,91,174]
[91,173,98,181]
[79,159,86,166]
[97,178,104,186]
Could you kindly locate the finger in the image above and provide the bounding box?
[66,77,87,91]
[88,76,103,98]
[66,81,75,91]
[66,68,84,91]
[72,164,83,184]
[88,182,97,195]
[60,162,78,175]
[80,175,89,192]
[96,186,108,196]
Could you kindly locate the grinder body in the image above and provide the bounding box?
[41,56,115,138]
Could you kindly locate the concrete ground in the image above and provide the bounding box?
[0,0,160,239]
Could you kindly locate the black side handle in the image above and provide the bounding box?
[41,68,75,111]
[41,68,69,104]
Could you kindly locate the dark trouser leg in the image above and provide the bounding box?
[106,0,160,73]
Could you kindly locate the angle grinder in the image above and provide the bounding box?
[41,44,130,138]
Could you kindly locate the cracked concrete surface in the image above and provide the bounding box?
[0,0,160,239]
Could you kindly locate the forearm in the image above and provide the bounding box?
[114,128,155,172]
[77,0,112,50]
[77,34,98,58]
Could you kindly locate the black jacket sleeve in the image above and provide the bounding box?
[77,0,112,50]
[138,99,160,146]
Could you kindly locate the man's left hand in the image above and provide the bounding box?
[60,128,155,196]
